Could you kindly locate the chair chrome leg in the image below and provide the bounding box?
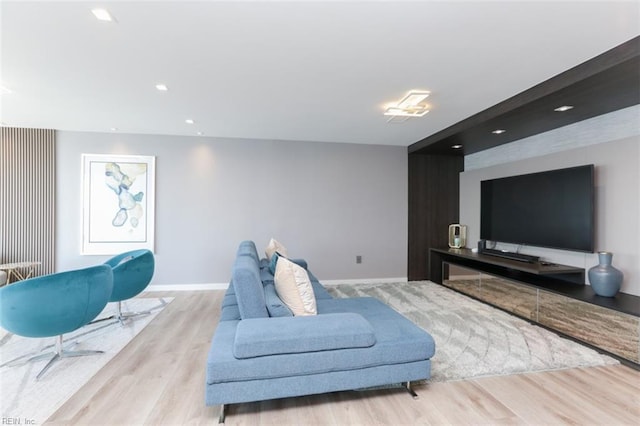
[35,353,60,381]
[114,300,152,324]
[89,314,116,324]
[60,349,104,358]
[2,334,81,368]
[405,381,419,399]
[218,404,226,424]
[89,299,155,327]
[1,350,45,367]
[117,310,152,323]
[35,335,64,380]
[30,335,105,381]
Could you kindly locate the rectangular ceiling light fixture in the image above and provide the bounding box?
[92,8,114,22]
[384,90,430,119]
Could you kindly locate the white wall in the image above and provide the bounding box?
[460,106,640,296]
[56,132,408,285]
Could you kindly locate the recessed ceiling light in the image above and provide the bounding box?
[155,84,168,91]
[185,119,195,124]
[492,129,506,134]
[110,127,118,131]
[554,105,574,112]
[91,9,114,22]
[196,131,203,136]
[452,144,463,149]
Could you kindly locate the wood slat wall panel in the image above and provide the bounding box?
[0,127,55,277]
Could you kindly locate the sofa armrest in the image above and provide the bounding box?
[233,313,376,359]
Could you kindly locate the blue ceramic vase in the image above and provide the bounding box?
[588,252,623,297]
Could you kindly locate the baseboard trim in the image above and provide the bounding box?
[321,277,408,286]
[145,277,408,292]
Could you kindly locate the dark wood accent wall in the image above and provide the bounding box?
[409,36,639,156]
[408,153,464,280]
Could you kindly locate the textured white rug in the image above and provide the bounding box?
[0,297,172,425]
[328,281,618,382]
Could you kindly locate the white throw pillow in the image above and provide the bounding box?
[265,238,288,261]
[274,257,317,316]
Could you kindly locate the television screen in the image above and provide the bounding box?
[480,165,594,252]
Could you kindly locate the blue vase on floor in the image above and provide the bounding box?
[588,252,623,297]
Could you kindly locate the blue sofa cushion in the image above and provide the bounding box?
[232,256,269,319]
[264,283,293,317]
[207,297,435,384]
[222,280,238,308]
[233,312,376,359]
[222,292,238,309]
[224,280,236,296]
[221,304,241,321]
[260,267,275,285]
[236,240,260,264]
[310,279,333,300]
[259,258,269,269]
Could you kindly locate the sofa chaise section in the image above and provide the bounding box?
[205,241,435,420]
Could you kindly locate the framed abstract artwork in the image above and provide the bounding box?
[81,154,156,255]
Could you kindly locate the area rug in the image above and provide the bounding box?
[0,297,172,425]
[328,281,617,382]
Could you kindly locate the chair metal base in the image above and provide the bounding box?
[90,298,167,326]
[0,321,114,369]
[2,334,104,380]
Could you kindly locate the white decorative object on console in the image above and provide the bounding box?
[448,224,467,248]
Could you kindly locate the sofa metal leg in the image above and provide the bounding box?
[218,404,225,424]
[404,381,419,399]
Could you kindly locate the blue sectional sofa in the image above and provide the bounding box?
[206,241,436,421]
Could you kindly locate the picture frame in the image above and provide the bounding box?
[81,153,156,255]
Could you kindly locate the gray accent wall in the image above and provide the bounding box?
[56,132,408,285]
[460,106,640,296]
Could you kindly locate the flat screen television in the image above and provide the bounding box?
[480,164,594,253]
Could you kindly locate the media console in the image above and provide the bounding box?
[431,247,587,287]
[430,248,640,368]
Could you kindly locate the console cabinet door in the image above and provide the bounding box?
[537,290,640,364]
[442,263,482,299]
[479,275,538,322]
[443,265,538,322]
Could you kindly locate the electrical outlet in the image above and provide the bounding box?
[356,255,362,264]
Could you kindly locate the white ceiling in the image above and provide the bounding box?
[1,1,638,147]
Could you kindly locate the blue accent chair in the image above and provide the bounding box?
[0,264,114,380]
[101,249,155,323]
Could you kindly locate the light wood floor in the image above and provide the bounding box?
[45,290,640,425]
